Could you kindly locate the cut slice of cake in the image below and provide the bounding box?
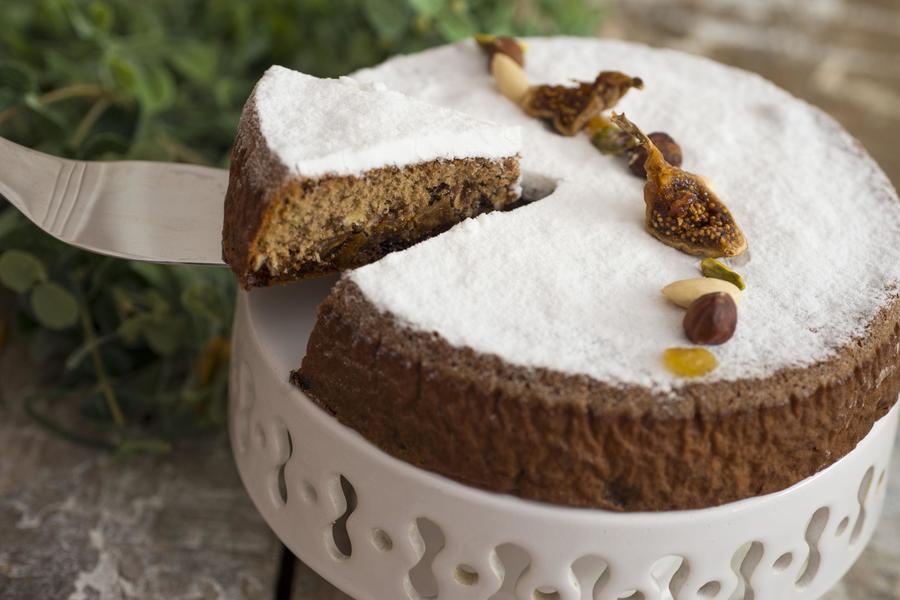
[222,66,521,288]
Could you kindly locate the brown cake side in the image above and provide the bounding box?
[222,99,521,289]
[292,278,900,512]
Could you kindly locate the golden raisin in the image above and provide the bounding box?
[662,347,719,377]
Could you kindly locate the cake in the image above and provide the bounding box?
[222,66,522,288]
[291,38,900,512]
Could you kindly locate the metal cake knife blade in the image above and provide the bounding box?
[0,136,228,265]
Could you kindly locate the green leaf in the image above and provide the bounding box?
[128,262,172,290]
[106,55,138,94]
[142,288,171,314]
[67,2,99,40]
[435,7,476,41]
[117,313,149,345]
[31,281,80,330]
[475,1,517,34]
[89,1,114,33]
[0,60,37,95]
[364,0,411,42]
[133,63,176,114]
[144,315,186,356]
[0,208,25,242]
[0,249,47,293]
[168,41,218,85]
[409,0,446,18]
[182,281,226,323]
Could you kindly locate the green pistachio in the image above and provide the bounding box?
[700,258,746,290]
[590,124,637,156]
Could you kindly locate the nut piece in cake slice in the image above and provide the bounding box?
[222,66,522,288]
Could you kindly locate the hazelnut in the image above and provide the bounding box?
[627,132,682,178]
[683,292,737,345]
[476,35,524,68]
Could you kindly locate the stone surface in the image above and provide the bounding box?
[0,323,283,600]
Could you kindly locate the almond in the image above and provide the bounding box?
[662,277,742,308]
[491,53,530,105]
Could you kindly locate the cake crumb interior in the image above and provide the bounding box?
[253,156,520,280]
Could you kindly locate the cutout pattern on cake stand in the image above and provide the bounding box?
[230,289,899,600]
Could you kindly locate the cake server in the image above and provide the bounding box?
[0,136,228,265]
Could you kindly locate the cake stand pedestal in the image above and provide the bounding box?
[230,282,899,600]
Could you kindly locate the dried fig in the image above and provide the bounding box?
[611,113,747,258]
[523,72,643,136]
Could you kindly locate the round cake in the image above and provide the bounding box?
[293,37,900,511]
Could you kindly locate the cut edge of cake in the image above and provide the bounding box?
[221,66,522,289]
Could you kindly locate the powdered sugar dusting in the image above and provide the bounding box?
[254,66,521,177]
[348,38,900,391]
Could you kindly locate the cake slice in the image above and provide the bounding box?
[222,66,521,288]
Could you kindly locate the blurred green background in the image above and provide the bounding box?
[0,0,605,452]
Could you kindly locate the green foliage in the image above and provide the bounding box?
[31,282,79,330]
[0,250,47,293]
[0,0,603,452]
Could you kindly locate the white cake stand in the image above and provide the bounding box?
[230,280,899,600]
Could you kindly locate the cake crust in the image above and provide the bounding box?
[222,100,520,288]
[222,70,522,289]
[221,100,285,288]
[294,279,900,511]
